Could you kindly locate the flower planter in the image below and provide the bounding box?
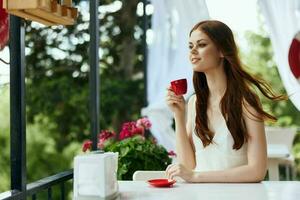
[2,0,77,26]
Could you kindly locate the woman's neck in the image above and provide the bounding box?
[205,66,227,102]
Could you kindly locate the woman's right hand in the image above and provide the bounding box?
[166,86,186,116]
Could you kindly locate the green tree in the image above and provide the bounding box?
[0,86,10,192]
[0,86,81,195]
[25,0,147,152]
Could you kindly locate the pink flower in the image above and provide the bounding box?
[136,117,152,130]
[98,130,116,141]
[97,130,116,148]
[119,121,144,140]
[97,142,104,150]
[168,150,177,157]
[82,140,93,152]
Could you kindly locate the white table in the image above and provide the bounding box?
[267,144,290,181]
[118,181,300,200]
[78,181,300,200]
[76,181,300,200]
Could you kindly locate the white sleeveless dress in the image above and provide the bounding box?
[191,97,248,172]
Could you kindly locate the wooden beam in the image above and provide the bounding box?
[9,10,55,26]
[25,8,74,25]
[39,0,52,10]
[63,0,72,7]
[5,0,77,26]
[6,0,39,10]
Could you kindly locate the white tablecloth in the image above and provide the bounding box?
[117,181,300,200]
[76,181,300,200]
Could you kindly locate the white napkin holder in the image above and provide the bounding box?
[73,152,119,199]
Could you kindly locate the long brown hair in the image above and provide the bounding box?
[190,20,286,150]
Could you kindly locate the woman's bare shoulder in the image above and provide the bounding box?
[187,94,196,123]
[242,99,263,122]
[187,94,196,106]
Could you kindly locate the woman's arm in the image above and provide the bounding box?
[165,88,196,170]
[175,95,196,170]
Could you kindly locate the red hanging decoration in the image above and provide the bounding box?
[288,35,300,79]
[0,0,9,50]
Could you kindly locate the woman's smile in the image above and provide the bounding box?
[191,58,201,64]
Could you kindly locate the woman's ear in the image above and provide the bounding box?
[219,50,224,58]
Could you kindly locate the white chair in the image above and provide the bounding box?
[265,126,297,180]
[132,171,166,181]
[132,171,184,181]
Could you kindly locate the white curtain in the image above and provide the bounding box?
[142,0,209,151]
[258,0,300,111]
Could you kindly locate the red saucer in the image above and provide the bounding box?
[147,179,176,187]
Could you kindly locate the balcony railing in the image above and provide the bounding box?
[0,170,73,200]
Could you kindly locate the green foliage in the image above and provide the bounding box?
[100,78,144,132]
[104,136,172,180]
[0,87,81,195]
[0,87,10,192]
[26,121,79,198]
[26,118,82,182]
[25,0,146,152]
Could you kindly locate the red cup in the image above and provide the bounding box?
[170,78,187,95]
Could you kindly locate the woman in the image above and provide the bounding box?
[165,20,285,183]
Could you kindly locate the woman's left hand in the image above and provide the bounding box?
[165,163,195,182]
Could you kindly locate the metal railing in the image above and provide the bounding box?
[0,170,73,200]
